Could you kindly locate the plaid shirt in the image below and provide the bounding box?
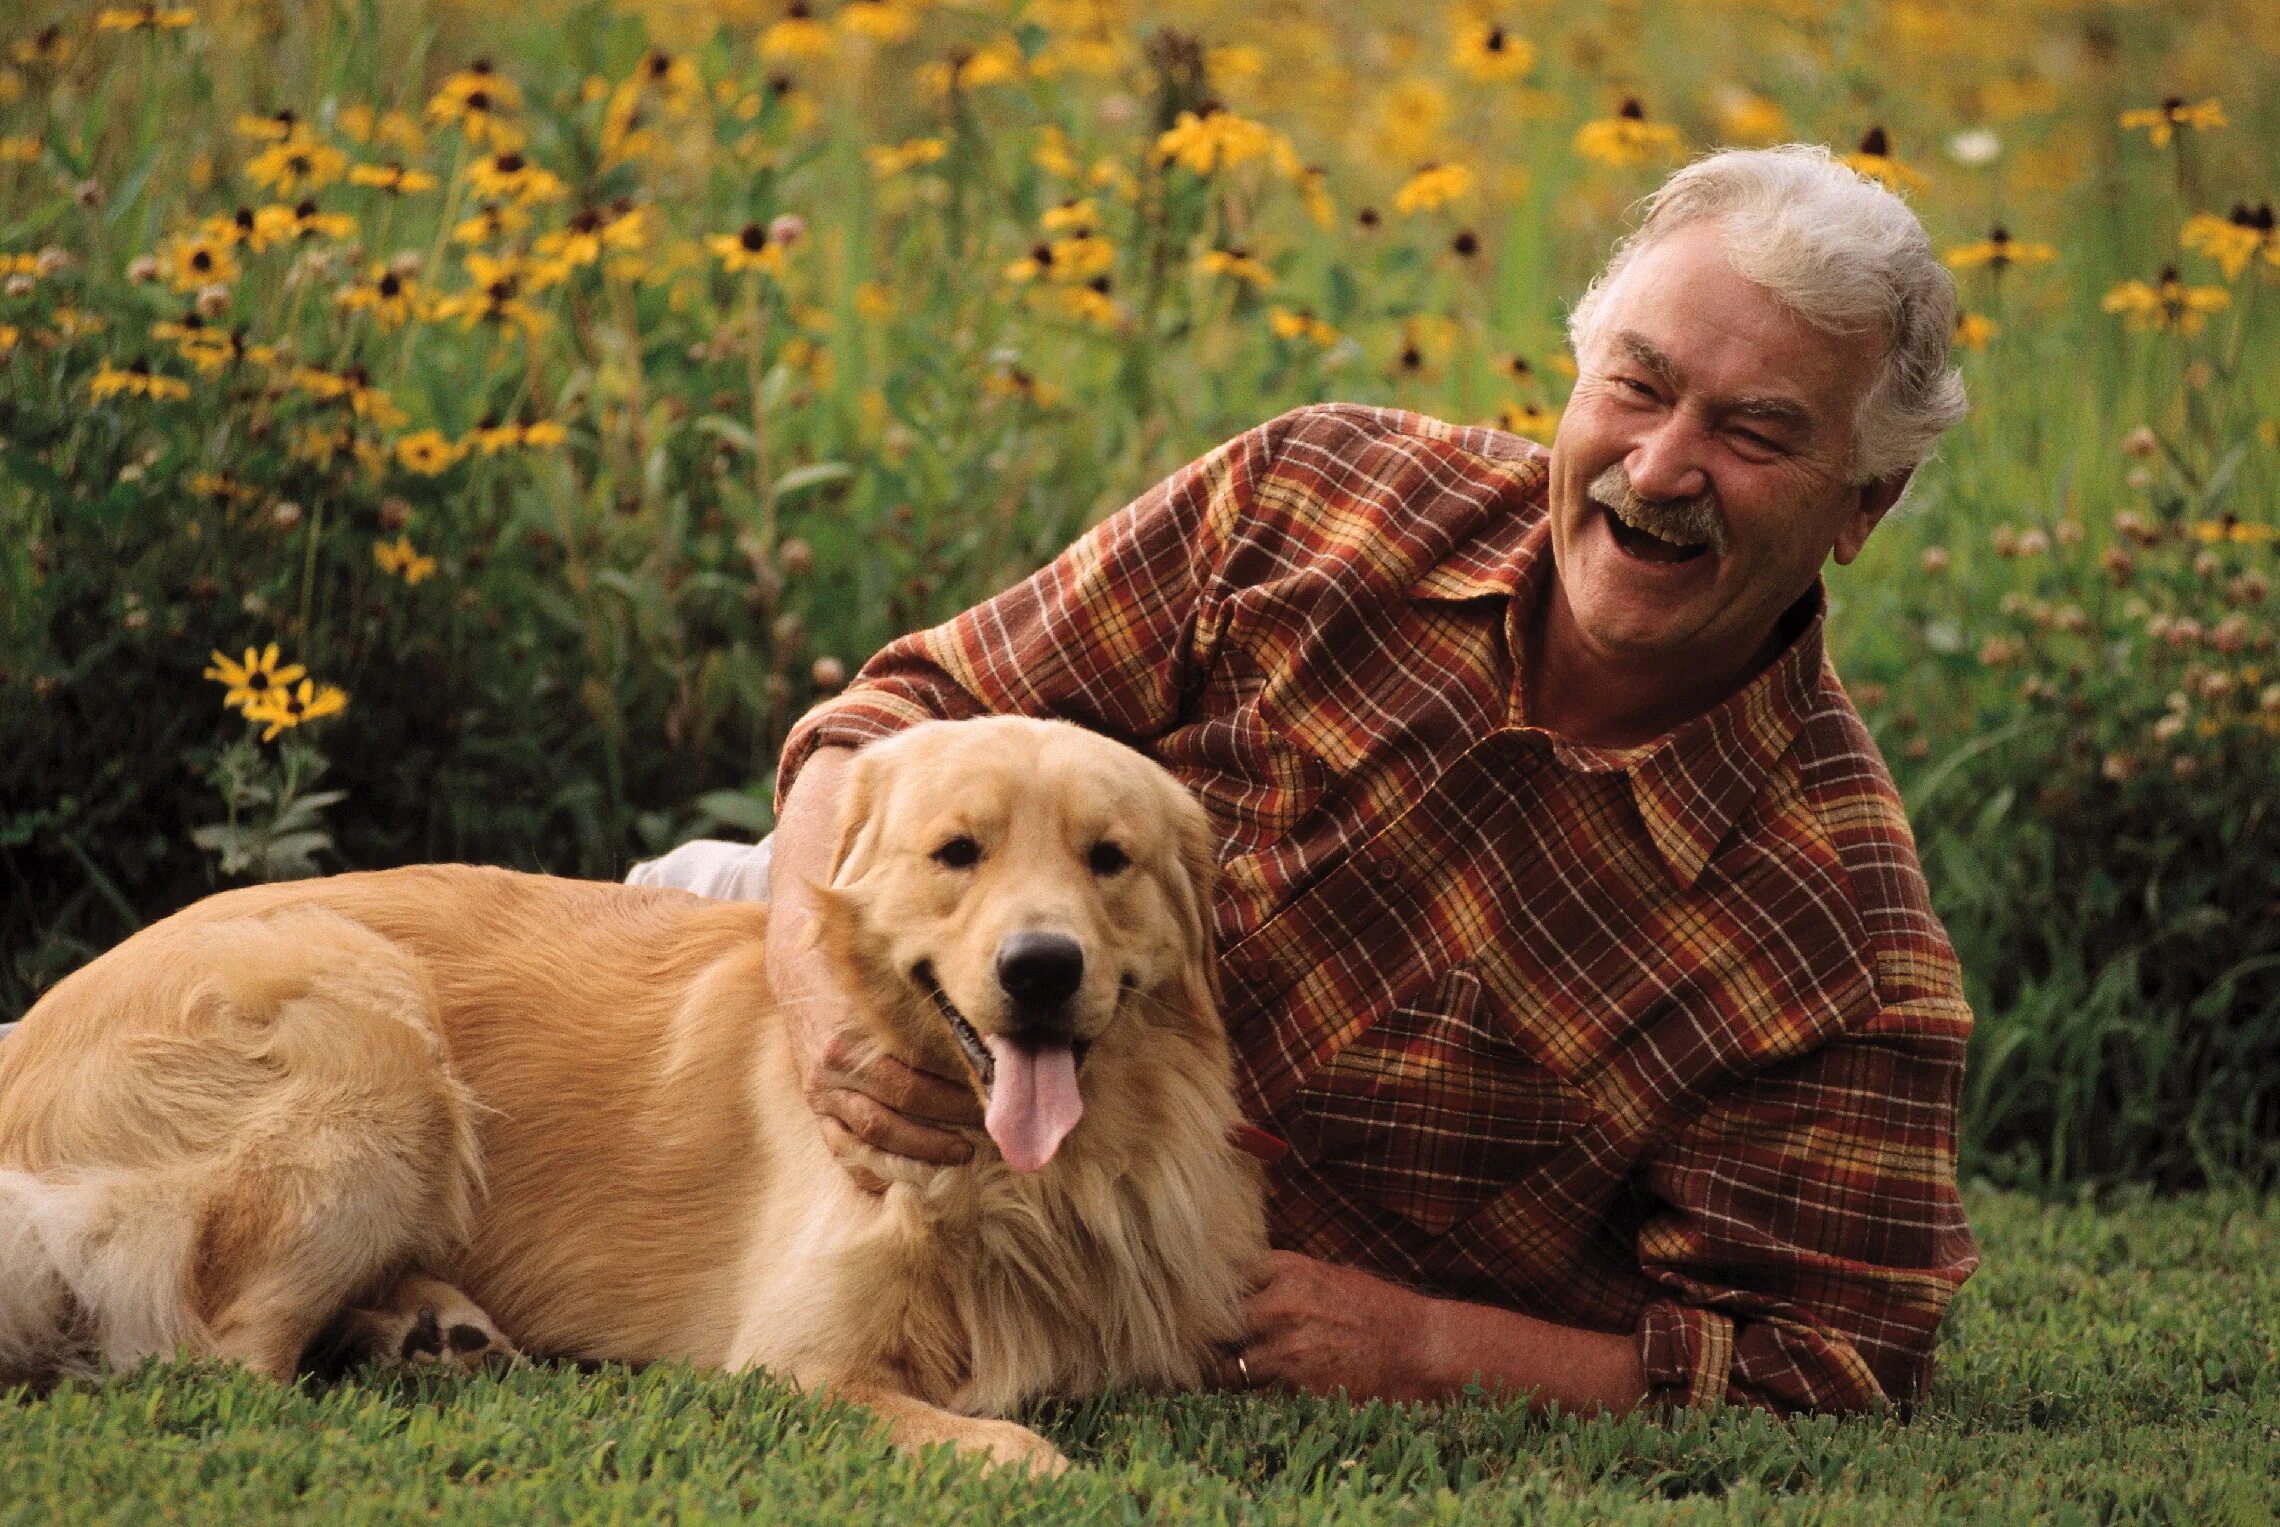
[778,404,1978,1415]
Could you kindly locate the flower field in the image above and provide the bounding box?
[1,0,2275,1186]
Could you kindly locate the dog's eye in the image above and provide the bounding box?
[932,835,981,869]
[1087,841,1129,877]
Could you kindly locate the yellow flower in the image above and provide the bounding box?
[1452,19,1534,82]
[2119,96,2226,148]
[521,420,567,448]
[838,0,922,43]
[916,37,1025,96]
[245,677,349,742]
[708,223,789,275]
[1497,402,1560,440]
[1198,247,1274,287]
[246,134,347,198]
[761,4,833,60]
[1573,99,1684,168]
[89,359,190,401]
[204,644,306,712]
[1155,108,1279,176]
[1296,164,1335,229]
[452,201,530,247]
[1032,125,1081,179]
[1715,89,1788,145]
[394,429,465,476]
[158,232,240,291]
[373,534,439,584]
[867,137,948,178]
[1393,162,1473,215]
[234,109,299,142]
[1953,312,2000,351]
[1944,225,2057,272]
[984,365,1060,407]
[465,151,566,205]
[426,61,524,149]
[2181,204,2279,281]
[348,161,438,195]
[0,323,17,355]
[96,6,196,30]
[430,254,547,334]
[336,265,423,328]
[11,25,74,67]
[0,135,37,164]
[1837,126,1927,192]
[1268,305,1340,346]
[853,280,894,320]
[2102,266,2230,334]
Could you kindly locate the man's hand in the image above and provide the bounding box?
[1217,1251,1443,1403]
[1216,1249,1651,1413]
[769,745,981,1190]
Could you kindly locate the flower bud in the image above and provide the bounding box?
[127,254,161,284]
[1919,545,1950,574]
[35,246,71,277]
[378,496,413,532]
[1991,526,2019,557]
[767,212,806,247]
[811,655,847,690]
[270,500,305,531]
[73,178,106,208]
[2122,426,2160,458]
[2212,614,2250,655]
[2170,754,2199,780]
[195,283,231,317]
[2016,527,2050,556]
[776,536,814,576]
[2,274,31,300]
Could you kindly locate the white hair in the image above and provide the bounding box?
[1564,144,1968,486]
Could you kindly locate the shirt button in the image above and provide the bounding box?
[1370,853,1401,882]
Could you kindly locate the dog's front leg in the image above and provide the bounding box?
[809,1372,1069,1475]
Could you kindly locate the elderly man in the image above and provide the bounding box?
[633,145,1980,1416]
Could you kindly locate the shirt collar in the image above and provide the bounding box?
[1412,498,1830,892]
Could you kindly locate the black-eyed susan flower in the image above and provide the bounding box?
[1573,98,1684,168]
[347,161,438,195]
[1032,124,1080,179]
[246,133,347,198]
[205,644,306,711]
[761,3,833,60]
[1838,126,1927,192]
[1268,305,1341,346]
[1715,89,1788,146]
[917,38,1024,96]
[708,221,788,275]
[258,200,356,244]
[429,253,546,334]
[1393,162,1473,215]
[2102,265,2230,334]
[1452,19,1534,82]
[1038,276,1121,329]
[1296,164,1335,229]
[1954,312,1999,351]
[338,103,425,154]
[0,323,17,356]
[335,265,423,328]
[1198,246,1273,287]
[2119,96,2226,148]
[452,200,529,247]
[373,535,438,584]
[157,232,239,291]
[245,676,348,742]
[11,25,72,67]
[96,6,196,31]
[1944,225,2057,273]
[233,109,298,142]
[984,364,1060,407]
[0,135,38,164]
[1156,107,1278,175]
[867,137,948,178]
[1497,401,1560,439]
[89,357,190,401]
[394,429,465,476]
[630,48,703,113]
[426,60,524,150]
[839,0,922,44]
[2181,203,2278,281]
[465,151,566,205]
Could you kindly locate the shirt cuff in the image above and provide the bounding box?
[1637,1300,1737,1410]
[774,686,970,815]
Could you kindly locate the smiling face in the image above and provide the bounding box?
[1547,218,1910,681]
[815,717,1219,1173]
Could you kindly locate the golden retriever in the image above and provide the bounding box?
[0,716,1265,1470]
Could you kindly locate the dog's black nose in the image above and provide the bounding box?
[996,931,1085,1010]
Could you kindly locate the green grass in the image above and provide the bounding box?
[6,1189,2276,1525]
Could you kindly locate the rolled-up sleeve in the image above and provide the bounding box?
[1633,995,1979,1414]
[774,413,1288,813]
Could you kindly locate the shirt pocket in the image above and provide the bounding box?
[1291,963,1595,1236]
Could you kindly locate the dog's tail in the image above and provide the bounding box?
[0,1168,204,1390]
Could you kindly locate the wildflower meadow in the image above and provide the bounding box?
[1,0,2278,1515]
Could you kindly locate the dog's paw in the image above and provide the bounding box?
[390,1301,516,1371]
[960,1418,1070,1476]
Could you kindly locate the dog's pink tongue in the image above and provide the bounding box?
[982,1037,1083,1173]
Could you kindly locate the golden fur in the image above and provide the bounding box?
[0,717,1265,1469]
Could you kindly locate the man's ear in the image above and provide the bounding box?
[1833,468,1914,566]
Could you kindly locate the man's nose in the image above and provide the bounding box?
[1623,413,1712,502]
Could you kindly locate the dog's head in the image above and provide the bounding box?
[810,716,1221,1174]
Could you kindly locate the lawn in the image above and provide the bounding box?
[7,1188,2275,1524]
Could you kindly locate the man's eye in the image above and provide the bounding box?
[1730,429,1783,455]
[1087,841,1129,876]
[932,836,981,869]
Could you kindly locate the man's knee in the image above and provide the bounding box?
[625,837,776,901]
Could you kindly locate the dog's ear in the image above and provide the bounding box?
[1162,781,1223,1021]
[825,747,888,889]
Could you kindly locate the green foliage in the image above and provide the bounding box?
[4,1190,2277,1523]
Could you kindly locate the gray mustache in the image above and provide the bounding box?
[1587,464,1729,555]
